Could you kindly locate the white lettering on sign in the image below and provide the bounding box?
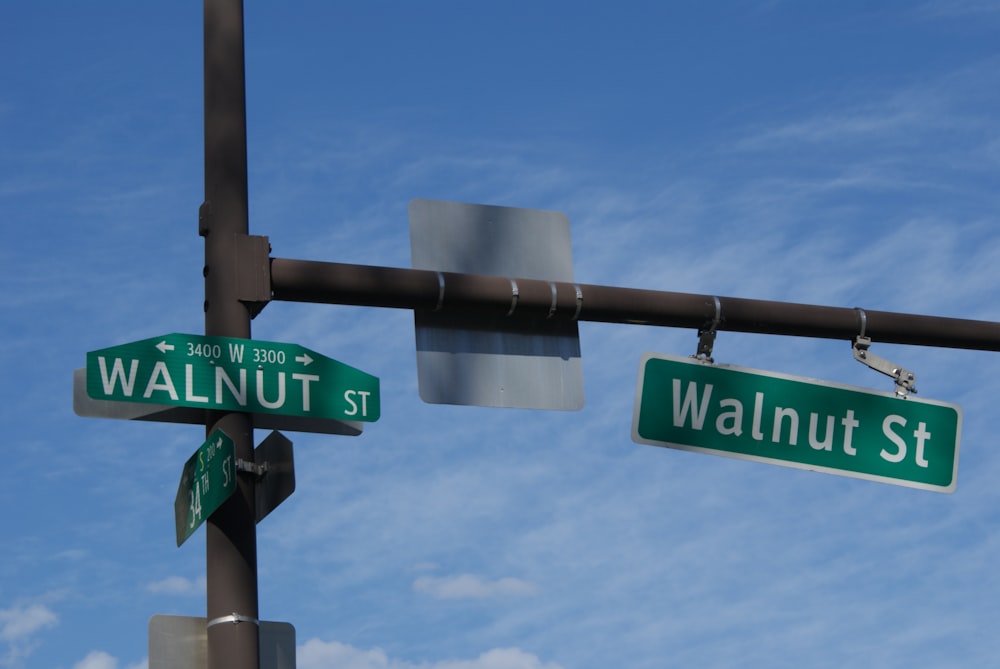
[913,422,932,468]
[881,415,931,468]
[186,342,222,360]
[293,373,319,411]
[253,347,286,365]
[186,365,209,403]
[669,379,866,457]
[216,367,247,405]
[842,410,859,456]
[672,380,711,429]
[808,413,834,451]
[773,406,799,445]
[96,356,327,414]
[716,399,742,436]
[97,356,139,396]
[144,361,178,400]
[90,343,379,422]
[751,392,765,440]
[255,369,286,409]
[344,390,371,417]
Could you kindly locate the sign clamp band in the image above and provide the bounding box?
[694,296,722,363]
[507,279,519,317]
[856,306,868,340]
[207,612,260,628]
[547,282,558,319]
[572,285,583,321]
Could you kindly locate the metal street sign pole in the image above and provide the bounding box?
[268,258,1000,352]
[203,1,259,667]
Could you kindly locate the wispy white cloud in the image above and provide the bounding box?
[298,640,401,669]
[413,574,539,600]
[144,575,205,596]
[72,650,147,669]
[411,562,441,573]
[298,639,563,669]
[0,600,58,668]
[0,603,57,643]
[733,103,930,151]
[431,648,563,669]
[73,651,117,669]
[727,57,1000,174]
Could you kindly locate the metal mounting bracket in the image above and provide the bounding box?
[853,307,916,397]
[853,335,917,398]
[235,233,272,319]
[236,458,269,480]
[693,296,721,364]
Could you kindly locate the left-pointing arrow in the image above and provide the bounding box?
[156,340,175,353]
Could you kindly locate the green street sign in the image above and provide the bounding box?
[632,353,962,493]
[86,333,380,422]
[175,429,237,546]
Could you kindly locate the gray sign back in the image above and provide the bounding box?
[409,199,584,410]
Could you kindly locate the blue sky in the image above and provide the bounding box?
[3,2,1000,668]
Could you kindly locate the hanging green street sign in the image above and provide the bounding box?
[175,429,237,546]
[632,353,961,493]
[86,333,379,422]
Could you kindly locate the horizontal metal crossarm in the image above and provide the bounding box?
[269,258,1000,352]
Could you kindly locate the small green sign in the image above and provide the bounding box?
[175,429,237,546]
[86,333,379,422]
[632,353,961,493]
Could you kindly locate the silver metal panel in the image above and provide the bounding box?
[410,199,574,280]
[149,615,295,669]
[409,199,583,410]
[149,615,205,669]
[259,621,296,669]
[73,368,363,436]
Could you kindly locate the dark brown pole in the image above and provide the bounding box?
[203,0,259,667]
[269,258,1000,352]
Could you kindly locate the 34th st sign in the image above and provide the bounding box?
[175,428,236,547]
[87,334,380,422]
[632,353,962,493]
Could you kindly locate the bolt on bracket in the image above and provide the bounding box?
[236,458,269,480]
[692,296,722,364]
[853,335,917,398]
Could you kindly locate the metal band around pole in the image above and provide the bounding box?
[507,279,519,317]
[207,612,261,628]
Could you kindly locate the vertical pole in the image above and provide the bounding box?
[202,0,259,668]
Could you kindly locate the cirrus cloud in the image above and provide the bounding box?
[413,574,538,600]
[298,639,563,669]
